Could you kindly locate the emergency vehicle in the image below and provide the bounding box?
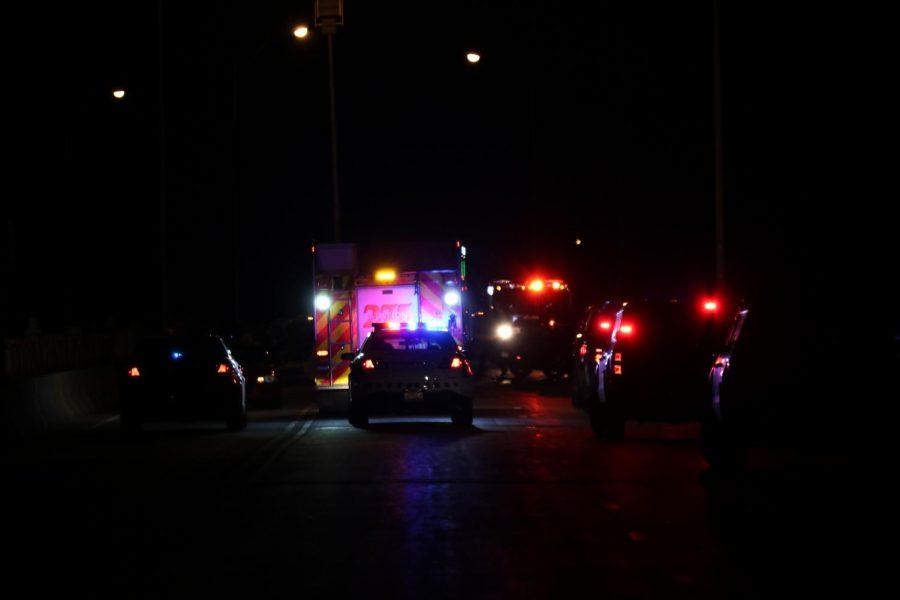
[311,242,468,390]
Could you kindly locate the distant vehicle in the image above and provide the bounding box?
[230,336,282,408]
[344,324,475,428]
[472,278,574,379]
[120,336,247,431]
[571,297,731,441]
[312,242,467,392]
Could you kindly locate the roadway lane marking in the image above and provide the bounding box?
[91,415,120,429]
[248,418,316,483]
[229,409,316,482]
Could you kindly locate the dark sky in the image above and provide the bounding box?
[5,1,860,335]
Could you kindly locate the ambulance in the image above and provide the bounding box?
[311,242,468,390]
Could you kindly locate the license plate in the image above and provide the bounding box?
[403,389,424,401]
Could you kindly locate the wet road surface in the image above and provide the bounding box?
[3,379,853,598]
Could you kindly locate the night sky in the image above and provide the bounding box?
[5,1,862,336]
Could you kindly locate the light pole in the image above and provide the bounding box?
[316,0,344,242]
[713,0,725,291]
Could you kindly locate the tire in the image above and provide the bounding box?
[588,376,625,440]
[120,410,142,433]
[701,413,747,472]
[348,402,369,429]
[452,402,474,427]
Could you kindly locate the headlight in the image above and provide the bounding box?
[496,323,514,340]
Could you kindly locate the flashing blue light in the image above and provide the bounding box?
[171,351,183,360]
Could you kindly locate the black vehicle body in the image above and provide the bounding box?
[572,298,731,438]
[472,280,574,378]
[120,336,247,431]
[346,326,475,427]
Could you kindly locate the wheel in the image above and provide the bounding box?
[451,403,474,427]
[588,377,625,440]
[120,410,142,433]
[227,406,247,431]
[348,402,369,428]
[701,412,747,472]
[590,405,625,439]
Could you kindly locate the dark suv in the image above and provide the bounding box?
[120,336,247,431]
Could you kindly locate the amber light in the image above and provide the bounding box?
[362,359,376,370]
[216,363,230,374]
[450,357,463,369]
[127,366,141,377]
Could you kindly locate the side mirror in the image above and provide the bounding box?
[341,352,356,361]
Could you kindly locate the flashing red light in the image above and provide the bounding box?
[386,322,401,330]
[362,359,376,370]
[599,320,611,331]
[450,357,463,369]
[703,300,719,312]
[216,363,231,374]
[528,279,544,292]
[127,366,141,378]
[619,324,634,336]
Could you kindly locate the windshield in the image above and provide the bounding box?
[492,288,572,319]
[363,330,457,353]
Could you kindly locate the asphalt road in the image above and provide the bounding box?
[3,379,854,599]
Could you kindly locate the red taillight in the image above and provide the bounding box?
[216,363,231,374]
[127,366,141,378]
[618,323,634,336]
[702,299,719,313]
[599,320,611,331]
[362,359,376,370]
[528,279,544,292]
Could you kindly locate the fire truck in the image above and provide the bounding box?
[311,242,468,390]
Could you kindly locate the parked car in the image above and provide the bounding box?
[120,335,247,431]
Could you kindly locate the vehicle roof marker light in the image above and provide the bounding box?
[444,290,461,306]
[314,293,332,312]
[528,279,544,292]
[375,269,397,282]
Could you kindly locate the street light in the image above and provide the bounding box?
[293,25,309,39]
[466,52,481,64]
[112,89,126,100]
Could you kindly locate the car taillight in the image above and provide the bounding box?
[362,359,376,370]
[618,323,634,336]
[599,320,611,331]
[216,363,231,375]
[702,299,719,313]
[450,357,463,369]
[127,366,141,378]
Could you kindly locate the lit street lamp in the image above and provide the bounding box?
[466,52,481,64]
[112,89,126,100]
[293,25,309,39]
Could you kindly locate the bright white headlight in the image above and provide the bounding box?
[496,323,514,340]
[314,293,332,312]
[444,290,461,306]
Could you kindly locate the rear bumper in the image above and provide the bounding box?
[351,389,473,416]
[121,382,240,421]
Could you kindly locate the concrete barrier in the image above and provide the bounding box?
[2,367,119,438]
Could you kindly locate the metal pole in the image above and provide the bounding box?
[327,32,341,242]
[713,0,725,290]
[158,0,168,331]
